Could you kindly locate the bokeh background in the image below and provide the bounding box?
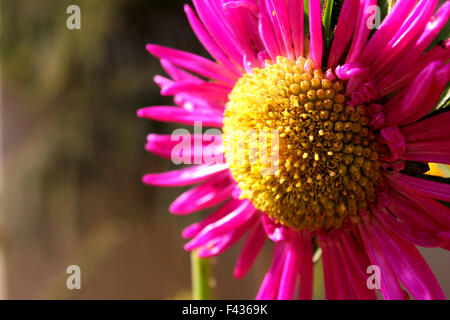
[0,0,449,299]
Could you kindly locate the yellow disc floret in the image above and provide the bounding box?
[223,56,381,231]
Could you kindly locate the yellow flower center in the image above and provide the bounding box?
[223,57,381,231]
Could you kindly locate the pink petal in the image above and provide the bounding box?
[261,214,289,242]
[327,0,358,69]
[146,44,237,83]
[256,242,286,299]
[378,42,450,97]
[169,172,234,215]
[154,75,176,90]
[258,0,282,60]
[385,172,450,202]
[263,0,288,57]
[401,189,450,229]
[320,237,344,299]
[197,214,258,258]
[298,231,313,300]
[308,0,323,69]
[345,0,377,64]
[174,93,225,112]
[278,236,301,300]
[160,59,201,82]
[222,4,263,67]
[388,191,448,231]
[401,110,450,142]
[384,61,448,126]
[341,231,373,280]
[338,234,377,300]
[335,63,370,80]
[234,220,266,279]
[145,133,223,162]
[182,199,243,239]
[380,126,406,161]
[411,2,450,65]
[161,80,231,102]
[184,4,243,76]
[363,218,445,300]
[184,199,256,250]
[400,111,450,164]
[373,205,450,248]
[401,140,450,165]
[195,0,257,66]
[271,0,294,59]
[359,0,417,66]
[142,164,228,187]
[371,0,439,77]
[358,223,407,300]
[137,106,224,127]
[289,0,304,59]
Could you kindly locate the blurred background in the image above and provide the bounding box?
[0,0,449,299]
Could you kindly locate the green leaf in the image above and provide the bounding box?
[303,0,310,39]
[378,0,389,22]
[434,83,450,111]
[435,163,450,178]
[304,13,310,38]
[322,0,335,47]
[388,0,397,12]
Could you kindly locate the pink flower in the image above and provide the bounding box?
[138,0,450,300]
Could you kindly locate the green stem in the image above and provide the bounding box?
[313,257,325,300]
[191,250,211,300]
